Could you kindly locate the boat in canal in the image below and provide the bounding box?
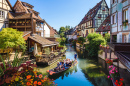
[47,60,78,75]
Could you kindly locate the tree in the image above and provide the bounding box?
[104,33,110,42]
[56,37,66,46]
[77,37,86,45]
[65,25,70,31]
[0,28,26,51]
[59,27,66,37]
[86,33,106,57]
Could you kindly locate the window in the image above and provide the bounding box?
[0,11,4,18]
[113,0,115,4]
[102,8,105,11]
[105,14,108,18]
[98,14,101,18]
[112,15,115,24]
[123,9,128,22]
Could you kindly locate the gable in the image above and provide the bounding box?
[0,0,12,11]
[13,0,26,13]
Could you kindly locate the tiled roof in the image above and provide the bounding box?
[23,31,31,37]
[11,0,43,21]
[96,15,110,32]
[29,34,58,47]
[79,1,102,25]
[9,12,32,19]
[21,2,34,8]
[6,0,13,11]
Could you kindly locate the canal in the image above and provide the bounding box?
[37,45,113,86]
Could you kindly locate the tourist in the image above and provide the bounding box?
[74,53,78,60]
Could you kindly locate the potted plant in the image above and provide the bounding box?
[122,20,128,27]
[113,58,118,62]
[105,58,113,65]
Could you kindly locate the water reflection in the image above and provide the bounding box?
[39,45,113,86]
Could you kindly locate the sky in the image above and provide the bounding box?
[9,0,110,31]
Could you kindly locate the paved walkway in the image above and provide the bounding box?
[99,52,126,69]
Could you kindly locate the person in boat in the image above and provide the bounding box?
[54,62,60,72]
[59,60,64,70]
[74,53,78,61]
[66,59,71,66]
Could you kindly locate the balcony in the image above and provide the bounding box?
[120,23,130,31]
[116,52,130,72]
[108,42,130,51]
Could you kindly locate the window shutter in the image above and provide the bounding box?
[119,34,122,43]
[118,12,122,25]
[128,8,130,23]
[111,16,113,24]
[128,34,130,43]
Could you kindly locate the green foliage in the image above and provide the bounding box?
[0,28,26,51]
[59,27,66,37]
[86,33,106,57]
[54,52,58,56]
[77,37,86,45]
[45,48,50,56]
[0,53,24,76]
[98,50,104,55]
[59,26,71,37]
[65,25,70,31]
[104,33,110,42]
[56,37,66,46]
[60,46,67,53]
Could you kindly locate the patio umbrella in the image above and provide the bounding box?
[34,43,38,56]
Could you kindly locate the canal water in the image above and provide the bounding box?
[38,45,112,86]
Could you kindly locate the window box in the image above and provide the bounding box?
[122,20,128,27]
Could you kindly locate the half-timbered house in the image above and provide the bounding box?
[78,0,109,37]
[96,15,110,36]
[8,0,44,36]
[0,0,12,31]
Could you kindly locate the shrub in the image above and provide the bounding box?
[98,50,104,55]
[86,33,106,57]
[0,55,56,86]
[104,33,110,42]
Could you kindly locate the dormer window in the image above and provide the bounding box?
[112,0,115,4]
[102,8,105,11]
[98,14,101,18]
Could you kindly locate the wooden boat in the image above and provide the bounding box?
[47,61,78,75]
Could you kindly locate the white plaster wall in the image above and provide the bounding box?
[73,35,77,39]
[0,23,4,31]
[44,23,50,37]
[0,0,11,31]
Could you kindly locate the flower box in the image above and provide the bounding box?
[113,58,118,62]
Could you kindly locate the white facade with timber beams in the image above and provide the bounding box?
[0,0,12,31]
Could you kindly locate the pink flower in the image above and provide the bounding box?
[108,76,110,78]
[111,78,112,80]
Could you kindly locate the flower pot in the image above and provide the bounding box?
[113,58,118,62]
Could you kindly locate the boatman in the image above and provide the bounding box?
[74,53,78,61]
